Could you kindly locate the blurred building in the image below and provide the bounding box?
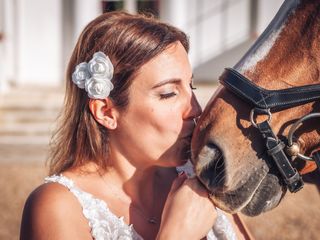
[0,0,284,92]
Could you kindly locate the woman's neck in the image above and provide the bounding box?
[99,151,177,210]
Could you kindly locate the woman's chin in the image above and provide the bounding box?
[157,141,192,167]
[162,157,189,168]
[168,159,188,167]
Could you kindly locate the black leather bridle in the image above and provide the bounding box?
[219,68,320,193]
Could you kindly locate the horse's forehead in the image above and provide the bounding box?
[237,26,284,74]
[234,0,301,74]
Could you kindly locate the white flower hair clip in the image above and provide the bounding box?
[72,51,114,99]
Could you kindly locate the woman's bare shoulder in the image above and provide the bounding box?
[28,181,71,200]
[20,182,91,240]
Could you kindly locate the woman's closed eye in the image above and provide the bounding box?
[160,92,177,99]
[159,82,195,100]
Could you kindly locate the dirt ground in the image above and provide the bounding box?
[242,178,320,240]
[1,160,319,240]
[0,162,47,239]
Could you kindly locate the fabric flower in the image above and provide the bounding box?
[85,77,114,99]
[72,51,114,99]
[72,62,90,89]
[88,52,114,80]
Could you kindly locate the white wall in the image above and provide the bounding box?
[0,0,16,92]
[0,0,5,92]
[74,0,101,44]
[16,0,62,86]
[7,0,100,88]
[160,0,284,81]
[257,0,284,34]
[160,0,251,68]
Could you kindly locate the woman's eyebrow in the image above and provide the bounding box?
[152,74,194,89]
[152,78,181,89]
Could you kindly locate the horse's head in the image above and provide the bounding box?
[192,0,320,216]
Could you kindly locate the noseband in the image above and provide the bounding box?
[219,68,320,193]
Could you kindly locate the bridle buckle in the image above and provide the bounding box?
[250,108,272,128]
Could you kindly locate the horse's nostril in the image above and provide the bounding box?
[196,142,226,191]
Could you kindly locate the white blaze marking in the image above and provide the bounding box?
[238,25,285,74]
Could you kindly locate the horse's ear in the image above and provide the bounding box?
[88,98,118,130]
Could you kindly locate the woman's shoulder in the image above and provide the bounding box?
[25,180,78,212]
[20,180,91,239]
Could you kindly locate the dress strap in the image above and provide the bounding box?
[45,175,74,189]
[44,175,91,207]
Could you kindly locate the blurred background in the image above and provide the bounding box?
[1,0,319,239]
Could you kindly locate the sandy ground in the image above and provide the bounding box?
[0,162,47,239]
[242,179,320,240]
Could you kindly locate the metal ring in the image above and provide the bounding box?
[250,108,272,128]
[287,112,320,161]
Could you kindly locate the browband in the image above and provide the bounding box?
[219,68,320,111]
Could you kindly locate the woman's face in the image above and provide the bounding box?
[111,42,202,168]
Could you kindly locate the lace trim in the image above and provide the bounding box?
[45,175,143,240]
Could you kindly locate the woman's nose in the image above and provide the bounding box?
[184,92,202,120]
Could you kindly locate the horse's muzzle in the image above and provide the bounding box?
[194,142,226,192]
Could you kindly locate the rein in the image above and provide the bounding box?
[219,68,320,193]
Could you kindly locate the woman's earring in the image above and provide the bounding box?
[108,121,116,129]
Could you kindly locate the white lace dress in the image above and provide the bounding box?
[45,162,237,240]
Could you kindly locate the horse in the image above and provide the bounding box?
[191,0,320,220]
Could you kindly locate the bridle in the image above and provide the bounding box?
[219,68,320,193]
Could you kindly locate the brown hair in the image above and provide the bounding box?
[48,11,189,174]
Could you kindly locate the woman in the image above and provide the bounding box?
[20,12,250,239]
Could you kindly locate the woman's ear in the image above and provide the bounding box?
[88,98,118,130]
